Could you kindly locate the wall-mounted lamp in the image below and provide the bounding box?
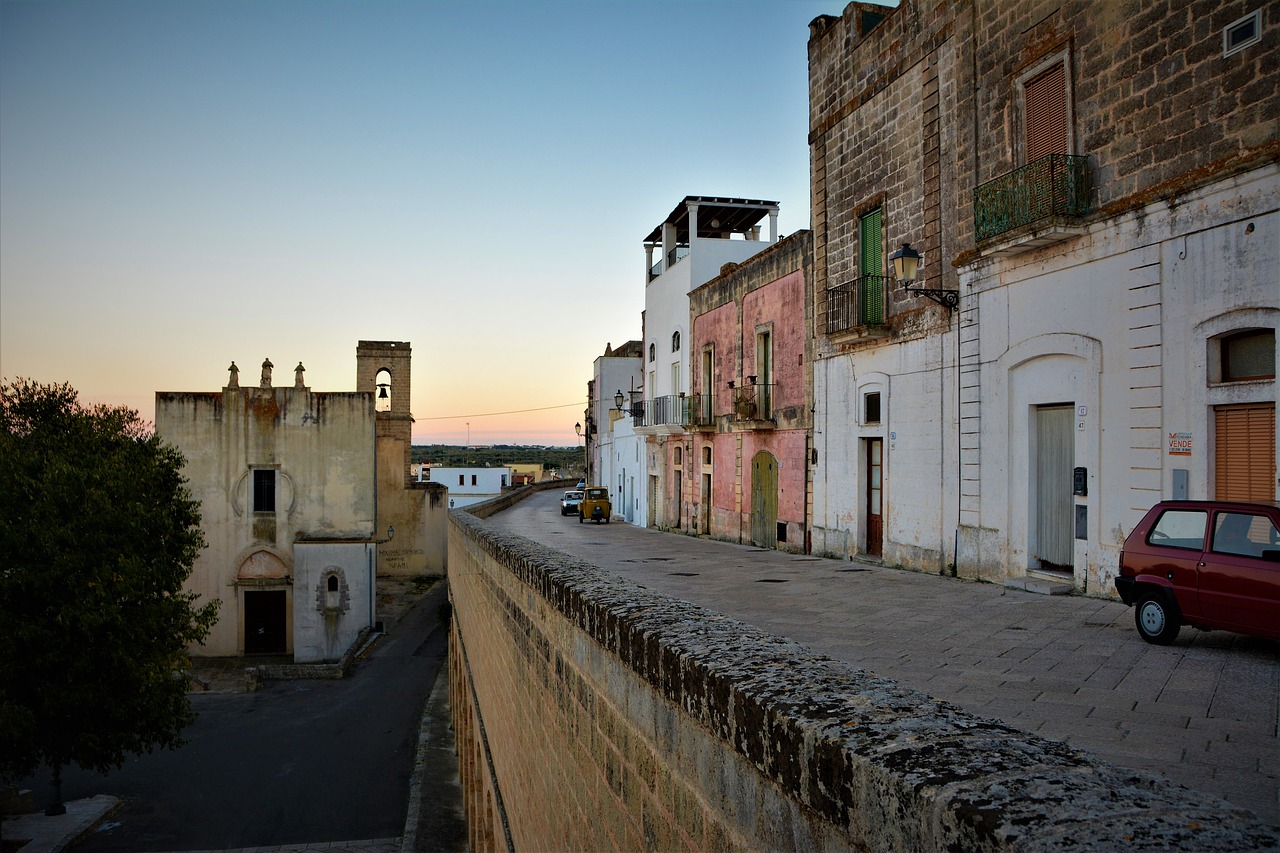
[614,390,626,411]
[574,421,582,439]
[892,242,958,309]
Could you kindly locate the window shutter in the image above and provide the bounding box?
[859,209,883,276]
[859,209,884,323]
[1215,403,1276,501]
[1025,62,1067,161]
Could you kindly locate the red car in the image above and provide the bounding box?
[1115,500,1280,644]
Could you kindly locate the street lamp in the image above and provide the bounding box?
[893,242,958,309]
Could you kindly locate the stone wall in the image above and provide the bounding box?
[448,501,1278,851]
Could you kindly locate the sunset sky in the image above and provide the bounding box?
[1,0,848,445]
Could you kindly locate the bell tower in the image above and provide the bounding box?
[356,340,414,479]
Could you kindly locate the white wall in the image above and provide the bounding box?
[957,165,1279,594]
[293,541,375,663]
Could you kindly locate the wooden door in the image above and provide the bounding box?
[1035,405,1073,570]
[244,590,286,655]
[866,439,883,556]
[751,451,778,548]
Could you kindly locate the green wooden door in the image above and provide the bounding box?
[751,451,778,548]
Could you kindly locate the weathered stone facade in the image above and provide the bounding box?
[807,0,1277,586]
[156,362,377,660]
[356,340,448,578]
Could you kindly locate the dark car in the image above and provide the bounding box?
[1115,499,1280,644]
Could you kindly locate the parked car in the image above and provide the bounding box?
[560,490,584,516]
[579,487,611,524]
[576,479,586,490]
[1115,499,1280,644]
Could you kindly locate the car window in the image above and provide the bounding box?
[1148,510,1207,550]
[586,489,607,499]
[1211,512,1279,558]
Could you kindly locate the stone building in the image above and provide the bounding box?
[807,0,1277,591]
[156,358,379,661]
[688,231,814,550]
[357,340,447,578]
[157,341,447,661]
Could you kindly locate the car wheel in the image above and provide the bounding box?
[605,517,610,524]
[1135,591,1180,645]
[578,514,583,524]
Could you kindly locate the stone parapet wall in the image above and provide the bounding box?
[447,503,1278,851]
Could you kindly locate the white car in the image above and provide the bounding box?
[560,491,584,516]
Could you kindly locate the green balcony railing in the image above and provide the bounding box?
[973,153,1090,242]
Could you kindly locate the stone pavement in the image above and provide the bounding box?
[488,489,1280,827]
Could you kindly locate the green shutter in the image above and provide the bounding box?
[859,209,883,323]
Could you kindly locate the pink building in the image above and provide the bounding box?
[686,231,814,551]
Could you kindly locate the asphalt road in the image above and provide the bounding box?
[26,582,450,852]
[489,488,1280,826]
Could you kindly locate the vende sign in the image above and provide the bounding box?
[1168,432,1193,456]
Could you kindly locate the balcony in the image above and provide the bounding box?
[731,383,776,428]
[648,245,690,281]
[825,275,889,336]
[688,393,716,430]
[633,394,689,434]
[974,154,1090,254]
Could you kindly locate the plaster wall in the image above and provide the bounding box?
[810,336,957,569]
[292,541,375,663]
[957,168,1279,591]
[377,435,448,577]
[155,386,376,657]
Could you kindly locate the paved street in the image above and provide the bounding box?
[20,581,458,853]
[488,490,1280,826]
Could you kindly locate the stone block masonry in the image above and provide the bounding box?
[447,502,1278,851]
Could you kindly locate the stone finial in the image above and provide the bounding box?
[260,358,274,388]
[227,362,239,389]
[294,362,306,389]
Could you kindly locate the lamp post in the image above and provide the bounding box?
[893,242,958,309]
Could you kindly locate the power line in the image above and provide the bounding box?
[416,401,587,421]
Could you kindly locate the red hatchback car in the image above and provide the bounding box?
[1116,500,1280,644]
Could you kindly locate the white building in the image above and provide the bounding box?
[427,466,512,509]
[590,341,645,525]
[637,196,780,529]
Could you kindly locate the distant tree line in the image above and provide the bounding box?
[412,444,583,475]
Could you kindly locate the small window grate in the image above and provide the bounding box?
[1224,10,1261,57]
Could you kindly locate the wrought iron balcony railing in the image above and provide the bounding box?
[689,393,715,427]
[825,275,888,334]
[973,153,1090,243]
[732,383,777,421]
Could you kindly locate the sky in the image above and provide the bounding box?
[1,0,849,446]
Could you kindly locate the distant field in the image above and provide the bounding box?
[412,444,583,476]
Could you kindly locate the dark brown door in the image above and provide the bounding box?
[866,439,883,556]
[244,590,286,655]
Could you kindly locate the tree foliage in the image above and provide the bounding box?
[0,379,219,783]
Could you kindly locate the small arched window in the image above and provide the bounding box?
[649,343,656,362]
[672,331,681,352]
[327,575,339,592]
[674,446,683,465]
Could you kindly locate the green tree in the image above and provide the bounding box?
[0,379,218,811]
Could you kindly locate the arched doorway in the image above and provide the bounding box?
[750,451,778,548]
